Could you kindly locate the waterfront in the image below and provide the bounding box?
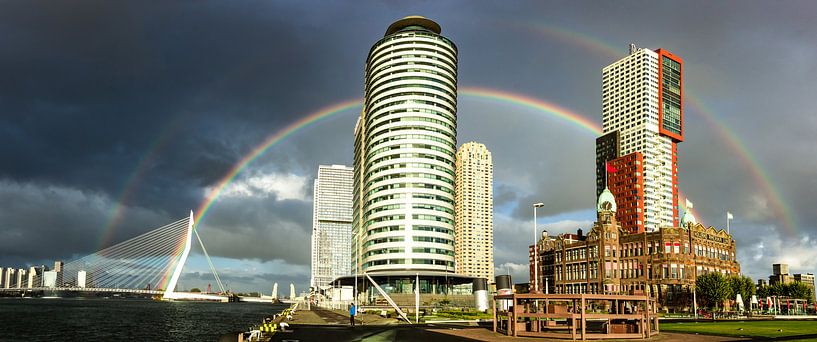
[0,298,287,341]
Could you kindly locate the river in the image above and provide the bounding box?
[0,297,288,341]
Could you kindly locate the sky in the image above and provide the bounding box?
[1,0,816,294]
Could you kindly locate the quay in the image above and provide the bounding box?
[227,303,743,342]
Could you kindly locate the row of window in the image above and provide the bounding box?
[368,152,453,173]
[368,37,456,61]
[365,181,454,197]
[367,52,456,80]
[369,30,455,56]
[367,141,454,162]
[368,113,456,140]
[368,161,454,182]
[369,35,456,57]
[367,172,454,190]
[362,258,454,269]
[367,99,457,123]
[367,92,456,118]
[365,192,453,208]
[366,81,456,110]
[366,69,456,95]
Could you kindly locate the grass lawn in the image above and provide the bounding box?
[422,309,493,321]
[662,320,817,339]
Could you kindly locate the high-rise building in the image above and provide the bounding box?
[16,268,26,288]
[4,268,14,289]
[310,164,354,291]
[455,142,494,281]
[352,16,458,275]
[54,260,64,287]
[596,44,683,233]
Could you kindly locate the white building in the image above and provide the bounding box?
[352,16,457,275]
[43,271,58,288]
[16,268,26,288]
[310,164,354,291]
[598,44,683,233]
[455,142,494,281]
[4,268,13,289]
[77,270,87,288]
[27,266,38,288]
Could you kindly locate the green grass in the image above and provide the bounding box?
[423,309,493,321]
[662,320,817,339]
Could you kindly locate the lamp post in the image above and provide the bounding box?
[533,202,544,293]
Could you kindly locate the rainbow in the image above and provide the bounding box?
[520,22,796,234]
[460,87,601,134]
[190,87,703,232]
[192,99,361,227]
[99,116,187,248]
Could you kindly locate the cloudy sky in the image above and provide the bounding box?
[1,1,815,293]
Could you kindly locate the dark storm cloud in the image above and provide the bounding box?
[2,0,817,290]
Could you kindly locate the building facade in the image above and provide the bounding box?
[352,16,458,275]
[455,142,494,281]
[769,263,793,286]
[597,44,683,233]
[531,189,740,310]
[768,263,816,302]
[793,273,815,302]
[310,165,354,291]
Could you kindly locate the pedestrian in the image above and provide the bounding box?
[349,303,357,327]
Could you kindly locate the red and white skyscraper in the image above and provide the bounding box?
[596,44,683,233]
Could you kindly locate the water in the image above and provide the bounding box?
[0,298,288,341]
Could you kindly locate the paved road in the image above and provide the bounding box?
[270,325,474,342]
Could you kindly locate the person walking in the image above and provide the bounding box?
[349,303,357,327]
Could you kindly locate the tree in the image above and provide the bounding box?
[729,275,755,308]
[786,282,813,302]
[696,272,731,311]
[190,287,201,293]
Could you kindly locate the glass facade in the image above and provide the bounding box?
[310,165,354,290]
[661,56,682,136]
[353,17,457,275]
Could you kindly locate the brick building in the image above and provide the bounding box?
[530,188,741,311]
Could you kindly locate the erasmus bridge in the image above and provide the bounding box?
[1,212,230,301]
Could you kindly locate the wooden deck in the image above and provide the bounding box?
[493,293,659,340]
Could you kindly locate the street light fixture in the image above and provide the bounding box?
[533,202,544,293]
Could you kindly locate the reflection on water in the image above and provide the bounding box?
[0,298,287,342]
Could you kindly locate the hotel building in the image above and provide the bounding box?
[531,189,740,310]
[596,44,684,233]
[310,165,354,291]
[455,142,494,281]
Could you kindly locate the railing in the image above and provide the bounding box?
[0,286,164,294]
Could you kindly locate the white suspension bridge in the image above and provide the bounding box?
[0,211,253,302]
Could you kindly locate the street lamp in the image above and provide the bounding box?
[533,202,544,293]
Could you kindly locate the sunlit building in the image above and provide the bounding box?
[352,16,458,275]
[310,164,354,291]
[531,189,741,310]
[341,16,472,301]
[596,44,684,233]
[455,142,494,281]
